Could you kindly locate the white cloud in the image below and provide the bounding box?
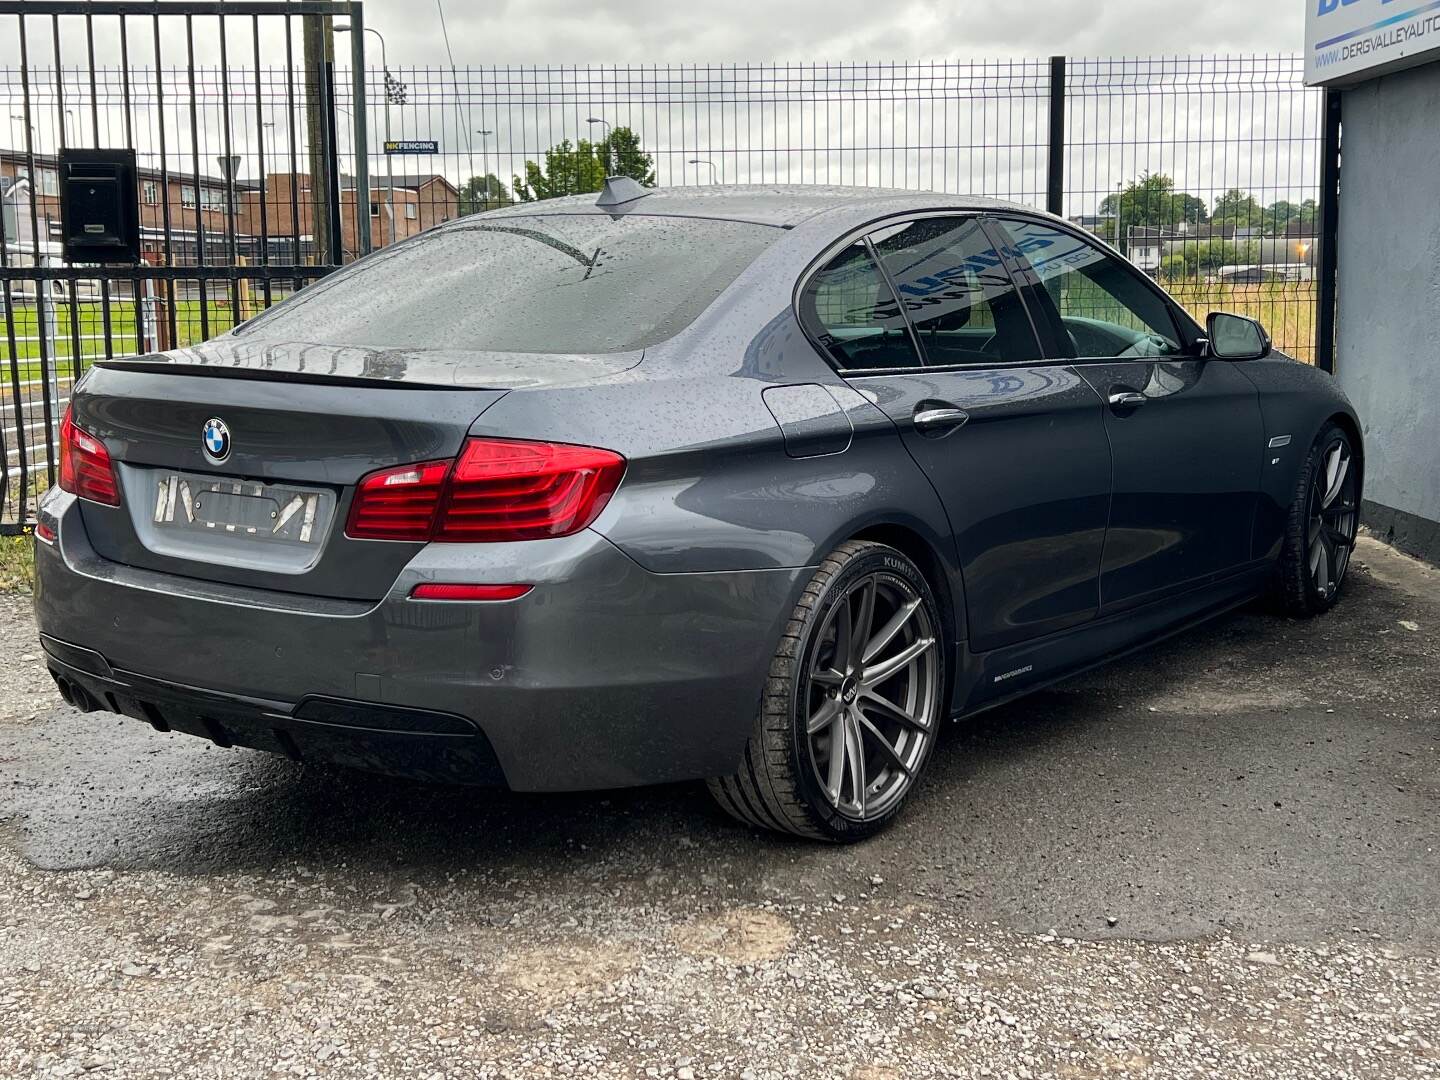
[379,0,1304,65]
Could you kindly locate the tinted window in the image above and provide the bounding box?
[800,241,920,371]
[869,217,1040,365]
[998,218,1183,359]
[238,215,779,354]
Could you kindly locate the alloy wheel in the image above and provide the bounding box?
[804,572,942,822]
[1307,437,1358,601]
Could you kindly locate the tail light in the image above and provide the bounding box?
[58,406,121,507]
[346,438,625,543]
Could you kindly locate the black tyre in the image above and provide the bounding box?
[1275,422,1360,617]
[708,541,946,842]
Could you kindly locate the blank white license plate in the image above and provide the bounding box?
[152,473,328,544]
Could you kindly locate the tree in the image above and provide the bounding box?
[513,126,655,202]
[1261,198,1317,235]
[1173,193,1209,227]
[1161,238,1259,280]
[1212,188,1263,228]
[459,174,512,215]
[1099,173,1210,231]
[598,127,655,187]
[1159,253,1190,282]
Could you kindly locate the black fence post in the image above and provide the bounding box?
[1046,56,1066,217]
[1316,87,1342,375]
[322,57,345,266]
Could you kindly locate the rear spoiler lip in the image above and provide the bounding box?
[90,359,499,391]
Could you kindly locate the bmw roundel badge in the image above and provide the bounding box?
[202,417,231,464]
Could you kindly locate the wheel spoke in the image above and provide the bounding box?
[843,712,867,816]
[863,635,934,687]
[811,667,845,688]
[1315,532,1333,590]
[859,688,931,732]
[1309,530,1324,576]
[849,579,877,670]
[806,695,844,735]
[854,711,910,777]
[824,713,846,804]
[831,600,852,677]
[862,597,920,664]
[1322,447,1349,509]
[1326,524,1351,548]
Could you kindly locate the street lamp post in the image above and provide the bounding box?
[335,23,395,246]
[687,158,717,185]
[585,117,613,176]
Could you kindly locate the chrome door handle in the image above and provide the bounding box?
[913,407,970,432]
[1108,391,1148,409]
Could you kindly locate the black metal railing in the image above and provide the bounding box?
[2,36,1332,531]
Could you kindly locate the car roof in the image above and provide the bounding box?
[476,184,1033,228]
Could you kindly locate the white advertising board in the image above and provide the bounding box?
[1306,0,1440,85]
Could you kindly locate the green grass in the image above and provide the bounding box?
[1167,280,1318,362]
[0,529,35,591]
[3,299,243,369]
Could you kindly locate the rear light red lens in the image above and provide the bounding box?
[34,520,57,543]
[58,407,120,507]
[346,438,625,544]
[345,459,450,541]
[437,438,626,542]
[410,583,532,601]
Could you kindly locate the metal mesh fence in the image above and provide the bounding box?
[2,46,1324,529]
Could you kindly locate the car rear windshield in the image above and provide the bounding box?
[237,213,780,354]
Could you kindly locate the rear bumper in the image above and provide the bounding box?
[44,642,508,785]
[34,489,808,791]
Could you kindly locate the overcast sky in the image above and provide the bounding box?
[0,0,1308,68]
[382,0,1305,64]
[0,1,1319,217]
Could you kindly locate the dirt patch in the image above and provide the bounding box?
[672,907,795,964]
[498,941,641,1004]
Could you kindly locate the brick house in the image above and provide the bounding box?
[1,149,255,265]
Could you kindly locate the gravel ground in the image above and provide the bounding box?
[1,537,1437,1079]
[0,594,58,725]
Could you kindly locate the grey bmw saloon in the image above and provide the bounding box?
[33,182,1361,841]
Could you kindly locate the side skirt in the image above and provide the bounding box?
[951,563,1271,721]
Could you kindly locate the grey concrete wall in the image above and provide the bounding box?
[1337,59,1440,563]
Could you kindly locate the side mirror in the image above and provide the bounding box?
[1206,311,1271,361]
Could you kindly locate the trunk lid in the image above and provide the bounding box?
[71,339,641,600]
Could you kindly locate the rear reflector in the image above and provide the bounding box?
[58,406,121,507]
[34,520,57,544]
[346,437,625,543]
[410,583,532,601]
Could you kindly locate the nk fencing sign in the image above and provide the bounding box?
[384,140,439,154]
[1306,0,1440,85]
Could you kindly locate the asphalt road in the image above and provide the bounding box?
[1,536,1437,1078]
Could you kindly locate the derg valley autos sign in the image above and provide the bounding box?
[1306,0,1440,85]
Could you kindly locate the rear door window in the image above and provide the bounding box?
[238,214,780,354]
[798,240,921,371]
[868,216,1041,365]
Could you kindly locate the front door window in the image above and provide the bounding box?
[997,218,1184,359]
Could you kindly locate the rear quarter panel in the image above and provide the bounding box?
[464,268,970,641]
